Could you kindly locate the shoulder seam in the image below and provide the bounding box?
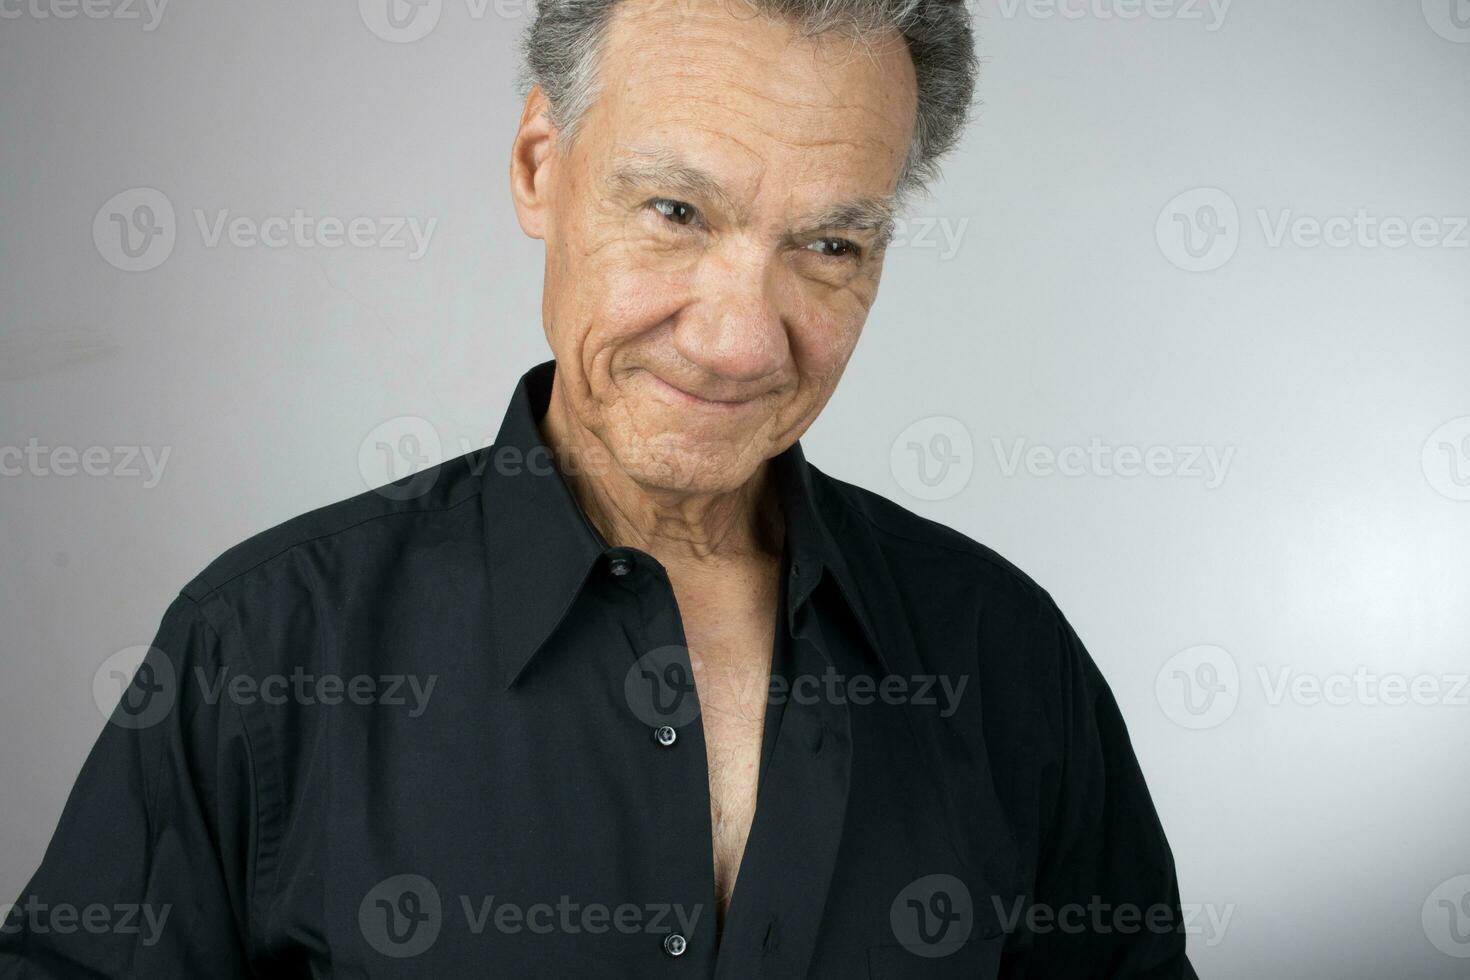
[819,475,1049,600]
[186,486,481,601]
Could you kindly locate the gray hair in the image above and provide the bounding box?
[516,0,977,204]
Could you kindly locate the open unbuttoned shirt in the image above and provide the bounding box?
[1,361,1197,979]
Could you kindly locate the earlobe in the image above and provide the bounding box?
[510,87,557,241]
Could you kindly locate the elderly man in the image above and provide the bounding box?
[1,0,1196,977]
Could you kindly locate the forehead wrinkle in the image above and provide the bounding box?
[687,66,904,139]
[621,25,911,140]
[678,75,909,177]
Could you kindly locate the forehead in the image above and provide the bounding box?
[583,0,917,196]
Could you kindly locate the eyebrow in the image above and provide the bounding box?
[605,144,899,250]
[606,146,742,218]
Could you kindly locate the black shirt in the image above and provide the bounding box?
[1,360,1197,979]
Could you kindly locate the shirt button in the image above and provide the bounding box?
[663,933,688,957]
[653,725,677,747]
[608,556,633,577]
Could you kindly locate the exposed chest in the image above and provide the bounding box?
[682,603,778,928]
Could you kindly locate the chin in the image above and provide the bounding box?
[614,438,761,496]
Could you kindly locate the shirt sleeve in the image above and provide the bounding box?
[0,592,260,979]
[1020,594,1199,980]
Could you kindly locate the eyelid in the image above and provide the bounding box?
[805,236,864,261]
[647,197,705,229]
[643,199,861,260]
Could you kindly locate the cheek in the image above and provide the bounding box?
[786,296,866,379]
[558,210,872,383]
[575,263,690,378]
[784,311,864,422]
[548,230,686,359]
[600,258,687,332]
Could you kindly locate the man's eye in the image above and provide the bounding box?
[807,238,862,261]
[649,199,701,227]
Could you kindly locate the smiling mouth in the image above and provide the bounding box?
[643,371,761,411]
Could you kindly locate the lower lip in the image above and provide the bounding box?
[645,373,756,413]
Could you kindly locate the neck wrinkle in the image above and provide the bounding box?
[540,375,784,568]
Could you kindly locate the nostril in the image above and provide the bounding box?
[670,309,790,385]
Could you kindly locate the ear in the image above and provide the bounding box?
[509,86,559,241]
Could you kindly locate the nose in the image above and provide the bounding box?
[671,246,789,384]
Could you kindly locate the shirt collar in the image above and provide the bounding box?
[481,359,888,689]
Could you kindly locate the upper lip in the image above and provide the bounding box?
[648,372,759,405]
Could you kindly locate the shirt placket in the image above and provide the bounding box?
[710,568,854,980]
[605,546,722,977]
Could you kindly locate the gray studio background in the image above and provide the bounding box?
[2,0,1467,975]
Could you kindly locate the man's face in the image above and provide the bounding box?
[514,0,918,494]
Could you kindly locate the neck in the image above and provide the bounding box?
[539,375,784,570]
